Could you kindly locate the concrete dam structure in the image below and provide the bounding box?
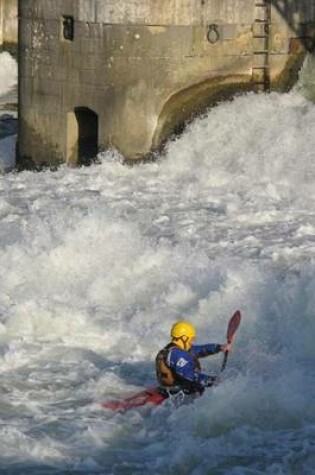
[18,0,315,167]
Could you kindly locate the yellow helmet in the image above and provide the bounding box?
[171,321,196,350]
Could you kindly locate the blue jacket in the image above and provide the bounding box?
[166,343,221,392]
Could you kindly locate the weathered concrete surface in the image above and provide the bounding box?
[0,0,17,49]
[17,0,315,167]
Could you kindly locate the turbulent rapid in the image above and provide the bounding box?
[0,52,314,474]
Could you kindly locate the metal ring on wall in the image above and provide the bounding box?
[207,24,219,44]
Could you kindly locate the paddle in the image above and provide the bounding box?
[220,310,241,372]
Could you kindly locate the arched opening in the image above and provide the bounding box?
[152,76,250,152]
[66,107,98,166]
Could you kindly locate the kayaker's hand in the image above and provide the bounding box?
[221,342,232,353]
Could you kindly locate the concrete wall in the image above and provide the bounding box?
[18,0,315,167]
[0,0,17,48]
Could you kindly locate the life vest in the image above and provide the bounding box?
[155,343,177,387]
[155,343,201,387]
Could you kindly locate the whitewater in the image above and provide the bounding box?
[0,51,314,474]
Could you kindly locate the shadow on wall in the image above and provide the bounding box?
[272,0,315,52]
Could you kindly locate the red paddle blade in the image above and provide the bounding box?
[226,310,241,343]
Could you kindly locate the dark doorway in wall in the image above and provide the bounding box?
[61,16,75,41]
[74,107,98,166]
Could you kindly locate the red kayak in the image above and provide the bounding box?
[101,387,167,412]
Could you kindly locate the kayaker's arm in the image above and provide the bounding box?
[191,342,231,358]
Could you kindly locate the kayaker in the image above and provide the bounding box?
[156,321,232,396]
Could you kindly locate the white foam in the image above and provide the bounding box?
[0,58,314,473]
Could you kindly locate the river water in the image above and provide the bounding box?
[0,52,314,474]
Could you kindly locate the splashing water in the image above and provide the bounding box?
[0,52,314,474]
